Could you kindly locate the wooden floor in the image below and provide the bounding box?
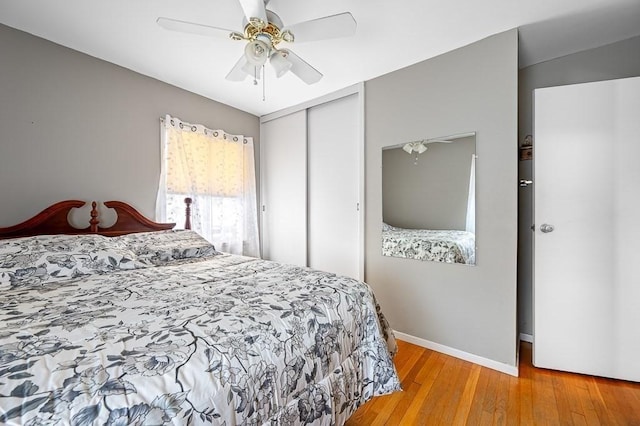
[346,340,640,425]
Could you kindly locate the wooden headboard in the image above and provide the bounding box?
[0,198,192,240]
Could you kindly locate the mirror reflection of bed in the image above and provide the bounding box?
[382,132,476,265]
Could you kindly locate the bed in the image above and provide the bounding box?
[382,223,475,264]
[0,200,400,425]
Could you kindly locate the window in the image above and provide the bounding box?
[156,115,259,257]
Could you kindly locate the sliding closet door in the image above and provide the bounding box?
[260,86,364,278]
[307,94,361,279]
[260,110,307,266]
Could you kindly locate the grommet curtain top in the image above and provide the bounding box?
[162,115,249,144]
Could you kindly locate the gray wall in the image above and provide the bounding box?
[0,23,259,227]
[518,35,640,336]
[382,137,475,230]
[366,29,518,366]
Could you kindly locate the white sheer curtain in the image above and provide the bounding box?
[465,154,476,234]
[156,114,259,257]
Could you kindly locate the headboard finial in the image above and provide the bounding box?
[184,198,192,230]
[90,201,99,232]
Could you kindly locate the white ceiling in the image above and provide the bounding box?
[1,0,639,116]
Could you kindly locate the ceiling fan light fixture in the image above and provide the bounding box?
[244,39,269,66]
[270,50,292,78]
[402,142,428,154]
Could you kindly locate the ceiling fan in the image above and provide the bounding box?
[157,0,357,85]
[403,139,453,154]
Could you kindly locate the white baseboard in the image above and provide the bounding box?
[519,333,533,343]
[393,330,519,377]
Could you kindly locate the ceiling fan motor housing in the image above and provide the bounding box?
[244,10,287,46]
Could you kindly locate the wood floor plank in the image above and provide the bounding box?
[367,390,404,426]
[517,345,535,425]
[492,370,510,425]
[346,340,640,426]
[572,412,588,426]
[532,367,561,424]
[505,374,521,424]
[412,350,441,385]
[396,342,427,381]
[464,359,491,424]
[392,340,419,375]
[367,343,426,426]
[557,371,587,422]
[424,355,467,423]
[383,380,421,425]
[585,376,620,425]
[593,375,640,426]
[574,378,607,426]
[451,363,481,425]
[438,360,472,425]
[397,352,446,424]
[480,368,501,421]
[552,372,575,425]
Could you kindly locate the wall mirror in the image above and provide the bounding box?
[382,132,476,265]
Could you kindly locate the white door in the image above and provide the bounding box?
[260,110,307,267]
[533,76,640,381]
[307,94,361,280]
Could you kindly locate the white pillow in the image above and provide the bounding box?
[0,234,144,289]
[113,230,219,266]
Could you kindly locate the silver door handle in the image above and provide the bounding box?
[540,224,554,233]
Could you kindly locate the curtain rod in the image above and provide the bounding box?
[159,116,250,142]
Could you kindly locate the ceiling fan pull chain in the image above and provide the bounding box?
[262,65,266,101]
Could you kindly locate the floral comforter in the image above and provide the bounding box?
[382,227,476,264]
[0,231,400,425]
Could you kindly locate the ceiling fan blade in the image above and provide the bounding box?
[226,55,250,81]
[237,0,268,25]
[157,17,235,39]
[282,49,323,84]
[425,139,454,144]
[284,12,356,43]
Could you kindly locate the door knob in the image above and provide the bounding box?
[540,224,555,233]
